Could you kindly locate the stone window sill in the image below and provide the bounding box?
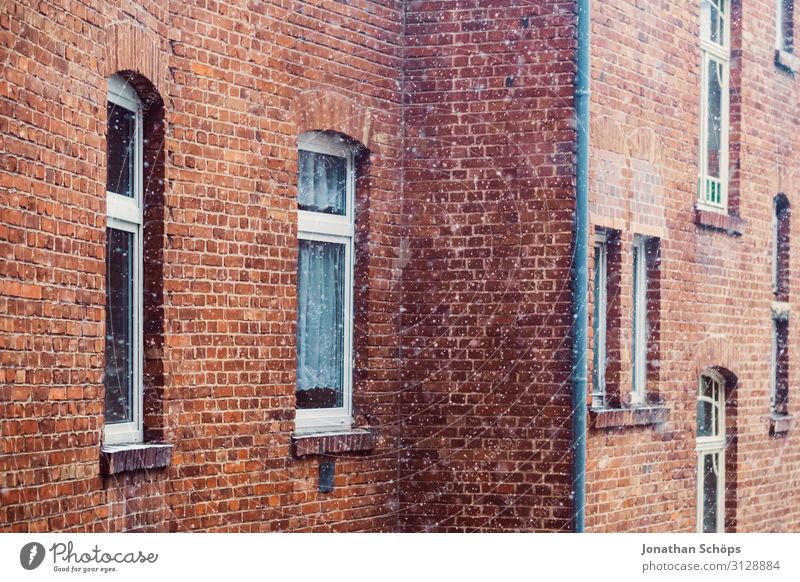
[100,443,173,476]
[772,301,790,320]
[775,49,799,73]
[589,404,670,429]
[694,206,745,236]
[769,413,794,435]
[291,428,379,457]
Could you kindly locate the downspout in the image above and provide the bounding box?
[571,0,591,533]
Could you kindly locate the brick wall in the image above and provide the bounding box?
[1,0,404,532]
[398,1,577,531]
[731,0,800,532]
[587,0,800,532]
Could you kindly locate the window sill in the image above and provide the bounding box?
[694,206,745,236]
[291,428,379,457]
[769,413,794,435]
[589,404,670,430]
[775,49,799,73]
[100,443,173,475]
[772,301,791,320]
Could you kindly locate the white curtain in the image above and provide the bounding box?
[297,239,344,408]
[298,150,346,215]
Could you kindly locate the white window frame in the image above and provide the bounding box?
[592,232,608,407]
[698,0,731,211]
[631,236,648,404]
[295,132,355,433]
[105,75,144,445]
[696,371,726,533]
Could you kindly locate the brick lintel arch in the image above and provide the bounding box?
[104,21,169,99]
[291,90,376,150]
[692,338,740,387]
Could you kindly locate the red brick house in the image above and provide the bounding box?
[0,0,798,532]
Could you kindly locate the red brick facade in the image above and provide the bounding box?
[398,1,576,531]
[1,0,406,532]
[586,0,800,532]
[1,0,799,534]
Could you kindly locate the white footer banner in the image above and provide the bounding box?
[1,533,799,581]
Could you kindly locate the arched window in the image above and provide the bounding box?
[295,132,359,432]
[697,371,726,532]
[104,75,144,444]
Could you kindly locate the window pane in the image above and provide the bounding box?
[774,200,790,299]
[697,399,716,438]
[774,318,789,413]
[701,0,725,46]
[632,243,644,394]
[104,228,134,424]
[296,239,345,409]
[779,1,786,48]
[702,453,719,533]
[697,374,722,437]
[592,243,606,401]
[779,0,794,52]
[298,150,347,215]
[705,59,723,180]
[107,103,136,198]
[773,208,780,292]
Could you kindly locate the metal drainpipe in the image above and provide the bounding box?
[572,0,591,533]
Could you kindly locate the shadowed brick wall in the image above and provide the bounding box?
[398,1,577,531]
